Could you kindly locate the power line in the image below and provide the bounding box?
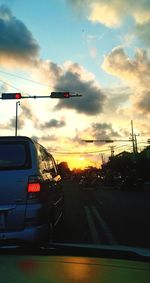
[0,77,81,99]
[140,131,150,135]
[0,69,53,87]
[0,78,28,94]
[49,149,110,154]
[0,69,81,94]
[49,146,131,155]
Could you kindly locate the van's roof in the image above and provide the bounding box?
[0,136,33,141]
[0,136,53,157]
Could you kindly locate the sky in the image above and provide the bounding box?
[0,0,150,169]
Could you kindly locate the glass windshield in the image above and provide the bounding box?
[0,0,149,260]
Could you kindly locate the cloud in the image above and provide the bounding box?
[0,5,39,67]
[102,46,150,114]
[30,61,106,116]
[39,134,57,143]
[131,90,150,115]
[0,101,39,130]
[53,62,106,115]
[88,2,122,27]
[0,116,22,131]
[104,86,132,112]
[133,8,150,24]
[32,60,62,88]
[102,47,150,88]
[20,103,34,120]
[67,1,150,49]
[39,135,73,153]
[67,0,150,27]
[102,47,136,81]
[91,122,120,139]
[135,20,150,46]
[137,92,150,112]
[40,118,66,128]
[77,122,120,144]
[90,47,97,59]
[18,102,40,129]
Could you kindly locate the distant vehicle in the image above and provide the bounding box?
[79,176,86,186]
[0,136,64,245]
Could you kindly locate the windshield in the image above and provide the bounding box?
[0,0,150,259]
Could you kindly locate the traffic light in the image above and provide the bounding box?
[105,140,114,143]
[2,93,22,99]
[83,140,94,143]
[50,92,70,98]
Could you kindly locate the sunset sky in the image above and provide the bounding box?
[0,0,150,169]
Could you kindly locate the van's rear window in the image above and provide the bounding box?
[0,141,31,170]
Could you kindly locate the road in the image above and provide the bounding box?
[54,180,150,249]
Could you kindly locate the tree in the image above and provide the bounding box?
[57,162,70,178]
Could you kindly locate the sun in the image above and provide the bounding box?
[79,157,85,161]
[65,156,90,170]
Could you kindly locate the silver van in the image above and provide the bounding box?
[0,136,64,245]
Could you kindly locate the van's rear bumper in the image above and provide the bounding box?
[0,224,50,244]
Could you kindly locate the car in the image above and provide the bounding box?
[0,243,150,283]
[0,136,64,245]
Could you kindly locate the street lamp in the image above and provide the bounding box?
[15,101,20,136]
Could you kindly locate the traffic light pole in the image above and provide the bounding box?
[15,101,20,136]
[1,92,82,136]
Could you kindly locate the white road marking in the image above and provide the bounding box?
[84,206,100,244]
[84,202,117,245]
[91,206,117,245]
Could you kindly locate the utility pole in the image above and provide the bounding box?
[131,120,138,154]
[101,153,105,165]
[131,120,136,154]
[110,146,115,157]
[134,134,138,153]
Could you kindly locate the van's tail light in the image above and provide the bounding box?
[27,176,41,199]
[28,183,40,193]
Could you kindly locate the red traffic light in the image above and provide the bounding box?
[15,93,21,99]
[2,93,22,99]
[63,92,70,98]
[50,92,70,98]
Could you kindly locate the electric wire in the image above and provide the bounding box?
[0,78,25,93]
[49,144,133,155]
[0,69,81,94]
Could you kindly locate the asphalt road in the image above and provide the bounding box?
[54,180,150,249]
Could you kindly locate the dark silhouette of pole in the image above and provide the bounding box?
[15,101,20,136]
[131,120,136,154]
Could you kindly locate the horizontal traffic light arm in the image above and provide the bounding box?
[82,139,114,143]
[1,92,82,99]
[82,139,133,143]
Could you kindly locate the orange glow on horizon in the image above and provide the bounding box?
[55,155,101,170]
[66,157,89,170]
